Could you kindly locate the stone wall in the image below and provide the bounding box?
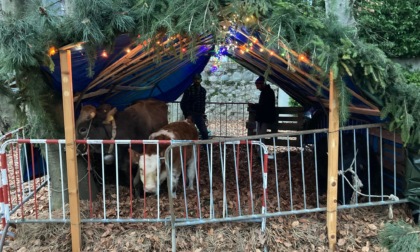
[169,56,287,122]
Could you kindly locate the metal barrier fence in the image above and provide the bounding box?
[168,101,249,137]
[0,123,408,250]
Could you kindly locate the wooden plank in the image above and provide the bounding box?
[275,116,301,121]
[346,88,379,111]
[382,152,406,165]
[275,123,304,131]
[246,106,305,144]
[382,144,404,158]
[369,128,403,144]
[311,98,381,116]
[59,49,81,252]
[382,160,405,176]
[327,70,339,250]
[59,42,84,51]
[274,107,305,113]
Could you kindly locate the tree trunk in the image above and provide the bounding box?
[0,94,17,134]
[0,0,26,18]
[1,0,99,212]
[325,0,355,27]
[47,144,98,210]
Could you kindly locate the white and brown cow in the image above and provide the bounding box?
[130,120,199,197]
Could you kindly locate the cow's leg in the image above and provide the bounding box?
[186,157,196,190]
[170,169,181,198]
[133,167,142,197]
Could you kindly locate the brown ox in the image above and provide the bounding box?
[76,99,168,143]
[76,99,168,188]
[130,120,199,197]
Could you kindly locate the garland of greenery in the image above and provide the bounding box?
[355,0,420,58]
[0,0,419,145]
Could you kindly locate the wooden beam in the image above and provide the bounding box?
[235,44,325,93]
[308,97,381,116]
[345,88,379,111]
[327,70,339,251]
[238,30,328,90]
[59,42,84,51]
[348,106,380,116]
[59,49,82,252]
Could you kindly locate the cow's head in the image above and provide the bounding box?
[76,104,117,156]
[129,146,167,193]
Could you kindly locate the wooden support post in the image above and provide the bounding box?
[327,69,339,251]
[59,49,82,252]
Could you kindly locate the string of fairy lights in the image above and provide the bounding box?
[47,14,311,75]
[208,27,310,74]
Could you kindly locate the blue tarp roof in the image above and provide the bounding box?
[44,34,213,110]
[226,27,383,123]
[42,29,382,123]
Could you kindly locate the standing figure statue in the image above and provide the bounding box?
[181,73,209,140]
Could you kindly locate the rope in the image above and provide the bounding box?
[107,119,117,154]
[337,149,400,202]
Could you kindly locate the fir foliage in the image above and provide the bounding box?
[378,221,420,252]
[0,0,419,144]
[405,70,420,87]
[260,1,420,145]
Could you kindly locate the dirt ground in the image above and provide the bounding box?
[2,204,416,251]
[2,143,418,251]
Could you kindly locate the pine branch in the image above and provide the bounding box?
[378,221,420,252]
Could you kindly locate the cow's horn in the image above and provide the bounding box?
[103,107,117,124]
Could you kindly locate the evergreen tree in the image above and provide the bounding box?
[0,0,419,209]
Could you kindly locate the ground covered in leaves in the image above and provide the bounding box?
[2,144,418,251]
[3,204,416,251]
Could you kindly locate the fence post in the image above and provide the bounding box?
[0,153,9,228]
[59,46,82,252]
[327,69,339,251]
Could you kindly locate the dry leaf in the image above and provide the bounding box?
[292,221,299,227]
[283,242,292,247]
[339,230,347,236]
[101,229,111,237]
[194,249,202,252]
[368,224,377,230]
[337,239,346,246]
